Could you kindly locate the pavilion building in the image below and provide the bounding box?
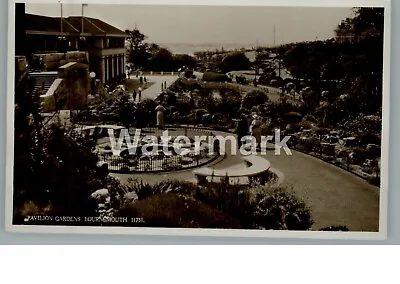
[16,3,127,84]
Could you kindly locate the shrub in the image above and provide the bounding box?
[117,193,242,228]
[256,170,278,186]
[183,69,194,78]
[120,166,130,174]
[367,176,380,187]
[284,112,303,124]
[241,90,269,109]
[303,115,317,123]
[258,75,270,85]
[351,147,371,163]
[202,71,231,82]
[285,123,301,135]
[121,178,196,200]
[175,101,192,116]
[166,92,177,106]
[193,182,313,230]
[116,179,313,230]
[250,187,314,230]
[356,132,381,147]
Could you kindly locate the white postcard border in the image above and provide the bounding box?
[5,0,392,240]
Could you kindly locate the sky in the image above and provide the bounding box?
[25,3,354,46]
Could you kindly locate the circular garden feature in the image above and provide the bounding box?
[96,126,220,173]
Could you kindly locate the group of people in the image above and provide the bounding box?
[132,73,148,102]
[161,81,168,92]
[139,75,147,84]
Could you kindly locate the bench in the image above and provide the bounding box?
[193,155,271,185]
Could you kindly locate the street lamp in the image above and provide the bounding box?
[90,71,96,98]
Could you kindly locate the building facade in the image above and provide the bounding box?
[16,4,127,84]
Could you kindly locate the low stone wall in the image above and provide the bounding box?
[32,51,89,72]
[40,62,90,112]
[40,78,63,112]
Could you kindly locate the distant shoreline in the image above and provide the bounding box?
[157,42,273,55]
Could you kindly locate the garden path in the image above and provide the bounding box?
[111,130,379,231]
[138,75,179,101]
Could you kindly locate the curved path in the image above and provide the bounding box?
[112,130,379,232]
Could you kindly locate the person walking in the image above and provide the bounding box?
[164,81,167,90]
[155,104,166,128]
[132,91,137,102]
[138,87,142,102]
[250,114,262,150]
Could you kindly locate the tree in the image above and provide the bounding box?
[222,52,251,72]
[125,28,150,68]
[147,43,161,55]
[173,54,197,70]
[241,90,269,110]
[125,28,147,52]
[149,48,174,71]
[352,7,384,40]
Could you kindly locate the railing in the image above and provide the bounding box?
[289,140,380,187]
[129,71,180,76]
[99,126,220,173]
[101,151,220,173]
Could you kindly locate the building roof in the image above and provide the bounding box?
[25,14,78,34]
[25,13,126,37]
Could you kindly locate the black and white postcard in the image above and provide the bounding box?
[5,0,391,239]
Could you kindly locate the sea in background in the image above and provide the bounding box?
[158,42,269,56]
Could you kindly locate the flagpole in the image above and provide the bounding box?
[60,2,63,36]
[81,4,84,34]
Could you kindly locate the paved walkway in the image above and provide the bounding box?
[131,75,179,102]
[111,130,379,231]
